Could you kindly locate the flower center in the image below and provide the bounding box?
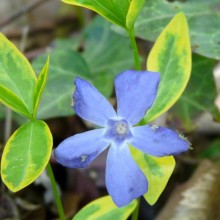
[115,122,127,135]
[104,119,132,144]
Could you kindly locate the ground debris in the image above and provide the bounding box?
[156,160,220,220]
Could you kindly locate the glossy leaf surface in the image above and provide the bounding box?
[126,0,145,29]
[144,13,191,123]
[0,85,31,117]
[131,146,175,205]
[0,33,36,118]
[61,0,144,29]
[1,120,52,192]
[33,57,50,118]
[73,195,137,220]
[61,0,129,27]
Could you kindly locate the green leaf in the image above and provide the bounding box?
[0,85,31,117]
[32,50,90,119]
[171,54,220,131]
[32,17,133,119]
[61,0,130,28]
[144,12,191,123]
[0,33,37,118]
[52,38,80,51]
[82,16,134,97]
[33,57,50,118]
[135,0,220,59]
[1,120,52,192]
[61,0,143,30]
[126,0,145,29]
[130,146,175,205]
[73,195,137,220]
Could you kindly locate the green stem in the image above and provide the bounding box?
[131,198,140,220]
[46,163,66,220]
[127,28,141,71]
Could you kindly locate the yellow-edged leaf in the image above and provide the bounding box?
[144,12,191,123]
[0,84,31,117]
[33,57,50,118]
[126,0,145,29]
[131,146,175,205]
[0,33,37,118]
[61,0,129,27]
[1,120,52,192]
[73,195,137,220]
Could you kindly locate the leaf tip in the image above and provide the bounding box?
[173,12,189,28]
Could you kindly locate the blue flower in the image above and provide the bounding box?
[54,70,190,207]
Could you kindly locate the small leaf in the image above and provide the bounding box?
[61,0,130,27]
[33,57,50,118]
[144,12,191,123]
[1,120,53,192]
[126,0,145,29]
[130,146,175,205]
[72,195,137,220]
[0,84,31,117]
[0,33,37,118]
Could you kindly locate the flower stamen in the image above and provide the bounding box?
[115,122,127,135]
[150,124,159,131]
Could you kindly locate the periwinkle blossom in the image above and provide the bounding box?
[54,70,190,207]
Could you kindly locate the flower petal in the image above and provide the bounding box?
[54,129,110,168]
[130,125,190,157]
[115,70,160,125]
[106,144,148,207]
[73,77,117,126]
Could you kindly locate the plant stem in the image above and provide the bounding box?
[46,163,66,220]
[127,28,141,71]
[131,198,140,220]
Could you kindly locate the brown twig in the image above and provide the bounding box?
[0,0,54,29]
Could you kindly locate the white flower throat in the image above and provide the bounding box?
[115,122,127,135]
[103,119,132,144]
